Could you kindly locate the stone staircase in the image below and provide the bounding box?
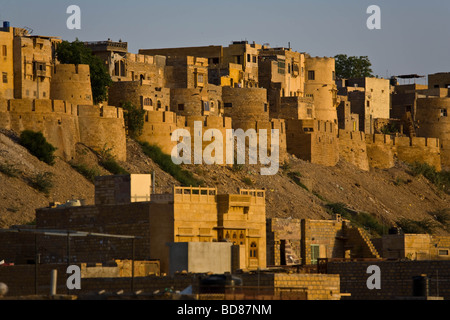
[344,226,381,259]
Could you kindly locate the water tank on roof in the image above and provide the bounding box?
[3,21,10,28]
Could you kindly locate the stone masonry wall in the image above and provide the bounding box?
[338,130,370,171]
[327,260,450,300]
[35,202,152,264]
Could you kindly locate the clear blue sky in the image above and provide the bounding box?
[2,0,449,82]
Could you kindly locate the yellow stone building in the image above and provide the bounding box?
[151,186,267,272]
[0,23,14,99]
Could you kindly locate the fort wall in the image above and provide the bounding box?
[0,99,126,162]
[222,87,269,122]
[140,110,179,155]
[77,104,127,161]
[50,64,93,106]
[0,98,79,160]
[337,130,370,171]
[416,97,450,168]
[365,133,441,170]
[286,119,339,167]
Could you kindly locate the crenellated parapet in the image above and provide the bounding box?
[0,99,126,162]
[364,133,441,170]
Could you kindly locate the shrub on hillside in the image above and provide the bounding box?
[396,218,437,234]
[242,177,254,186]
[0,163,19,178]
[139,142,203,187]
[70,162,102,183]
[19,130,57,165]
[326,203,388,236]
[100,158,129,175]
[29,172,54,195]
[408,162,450,194]
[97,144,129,175]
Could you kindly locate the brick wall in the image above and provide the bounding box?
[35,202,152,264]
[0,263,192,297]
[327,260,450,300]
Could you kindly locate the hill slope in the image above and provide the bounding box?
[1,130,449,236]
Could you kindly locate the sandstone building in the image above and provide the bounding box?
[32,175,267,274]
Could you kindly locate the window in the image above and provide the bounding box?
[278,61,286,75]
[439,249,449,256]
[253,56,257,63]
[144,98,153,106]
[2,72,7,84]
[2,45,7,57]
[178,104,185,111]
[247,54,251,63]
[157,101,161,109]
[332,71,336,81]
[308,70,315,81]
[224,103,233,108]
[197,73,204,83]
[203,101,210,112]
[264,103,268,112]
[367,101,370,107]
[441,109,448,117]
[250,242,258,259]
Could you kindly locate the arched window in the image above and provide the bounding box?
[144,98,153,106]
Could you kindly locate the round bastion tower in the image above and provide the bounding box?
[304,57,338,123]
[222,87,269,124]
[50,64,93,106]
[416,97,450,169]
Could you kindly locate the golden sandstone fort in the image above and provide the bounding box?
[1,22,450,300]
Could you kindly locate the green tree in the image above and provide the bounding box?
[19,130,57,165]
[121,101,146,139]
[334,54,374,80]
[56,39,112,104]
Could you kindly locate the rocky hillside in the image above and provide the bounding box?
[0,129,449,236]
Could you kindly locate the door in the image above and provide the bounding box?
[311,245,320,265]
